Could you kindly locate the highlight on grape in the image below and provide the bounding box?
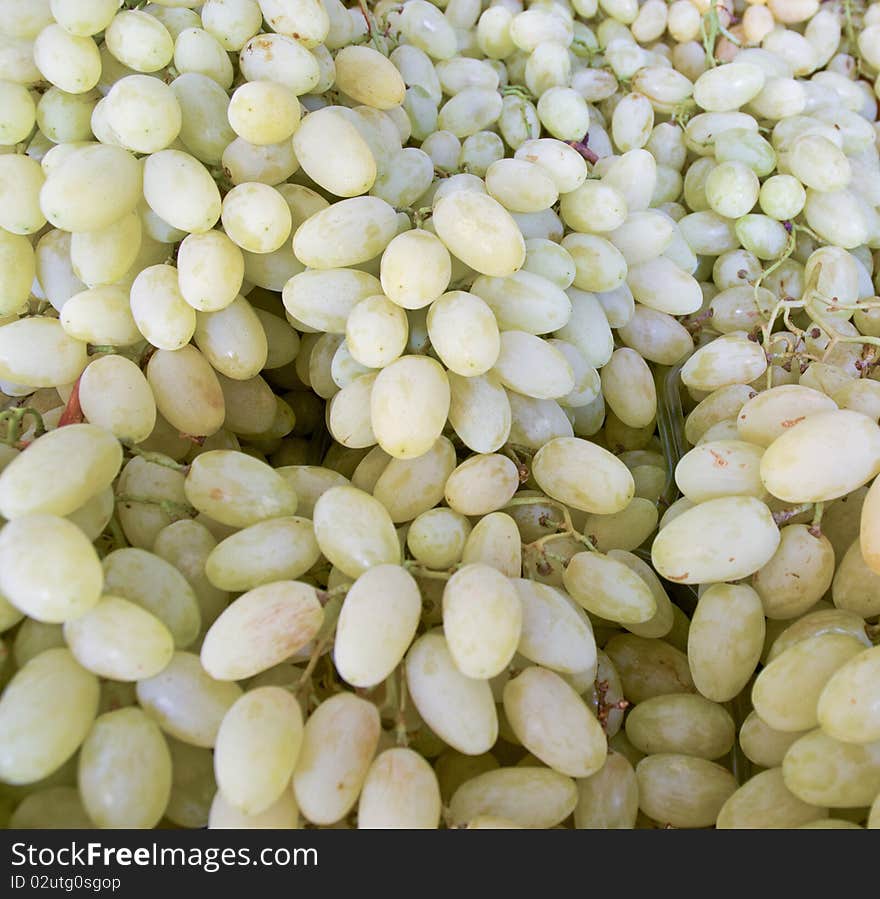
[0,0,878,832]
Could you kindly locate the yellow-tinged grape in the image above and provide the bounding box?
[765,608,871,664]
[12,619,64,668]
[78,707,172,829]
[739,711,808,769]
[735,384,837,447]
[604,635,696,705]
[176,230,245,312]
[624,694,735,760]
[503,667,607,778]
[444,454,519,517]
[651,496,780,584]
[0,79,35,144]
[371,437,456,523]
[334,45,406,110]
[0,648,98,785]
[832,538,880,618]
[334,564,421,688]
[283,268,381,334]
[184,450,297,528]
[164,737,216,829]
[146,346,226,439]
[370,355,450,460]
[136,652,242,748]
[214,686,303,815]
[33,25,102,93]
[860,474,880,574]
[0,317,88,389]
[0,423,121,520]
[0,155,45,237]
[405,632,497,756]
[447,372,511,454]
[292,691,380,825]
[78,355,156,445]
[407,509,471,570]
[358,747,442,829]
[512,579,596,675]
[782,729,880,808]
[760,410,880,503]
[753,524,835,620]
[681,332,768,392]
[293,196,397,270]
[40,144,141,234]
[674,439,765,503]
[209,785,300,829]
[581,499,659,553]
[205,517,320,592]
[442,563,522,679]
[8,786,93,829]
[531,437,635,515]
[465,270,573,338]
[688,584,765,702]
[716,767,825,829]
[344,294,408,369]
[426,291,500,376]
[431,190,525,278]
[563,551,656,624]
[64,596,174,682]
[816,646,880,745]
[752,633,865,733]
[574,751,639,830]
[193,295,268,379]
[60,284,142,347]
[143,149,221,235]
[636,754,736,829]
[312,485,400,578]
[201,581,323,680]
[292,107,377,198]
[0,229,35,317]
[449,767,577,829]
[102,548,201,649]
[492,331,574,400]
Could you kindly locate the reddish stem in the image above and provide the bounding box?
[57,376,84,427]
[567,132,599,165]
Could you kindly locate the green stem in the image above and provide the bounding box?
[127,447,190,472]
[809,502,825,538]
[403,560,459,580]
[115,494,196,520]
[0,407,46,445]
[296,631,334,697]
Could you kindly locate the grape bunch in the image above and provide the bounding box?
[0,0,879,831]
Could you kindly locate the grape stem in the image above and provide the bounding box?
[57,375,84,427]
[403,560,461,580]
[771,503,813,527]
[501,445,530,484]
[567,131,599,165]
[100,514,129,553]
[0,406,45,446]
[594,678,630,732]
[809,502,825,538]
[115,494,196,520]
[700,0,740,67]
[127,447,190,472]
[295,631,334,697]
[315,583,350,606]
[394,666,409,748]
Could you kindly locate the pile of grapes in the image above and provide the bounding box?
[0,0,879,830]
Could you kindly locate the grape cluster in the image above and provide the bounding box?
[0,0,879,831]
